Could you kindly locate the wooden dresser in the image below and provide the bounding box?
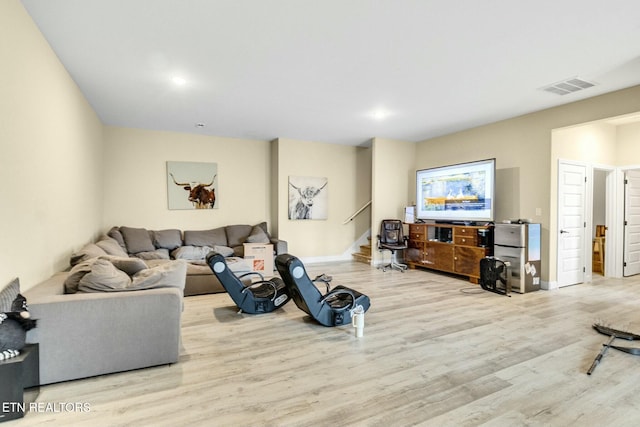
[405,223,493,283]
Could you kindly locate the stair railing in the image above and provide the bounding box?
[343,200,372,225]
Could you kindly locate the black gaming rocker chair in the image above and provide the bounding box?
[275,253,371,327]
[206,252,290,314]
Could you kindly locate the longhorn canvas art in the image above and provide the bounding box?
[288,176,328,220]
[167,161,218,210]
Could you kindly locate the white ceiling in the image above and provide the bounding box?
[20,0,640,146]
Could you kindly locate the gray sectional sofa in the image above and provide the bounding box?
[22,221,286,384]
[82,222,286,296]
[24,266,185,385]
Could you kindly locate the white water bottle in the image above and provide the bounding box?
[352,305,365,337]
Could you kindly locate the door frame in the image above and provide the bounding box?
[556,160,621,284]
[589,164,617,278]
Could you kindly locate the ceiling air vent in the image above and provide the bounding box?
[541,77,596,96]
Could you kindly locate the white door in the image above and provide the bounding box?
[557,162,586,287]
[623,170,640,276]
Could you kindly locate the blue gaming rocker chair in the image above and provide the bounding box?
[206,252,290,314]
[275,253,371,327]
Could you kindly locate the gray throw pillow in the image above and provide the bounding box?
[213,245,235,257]
[152,229,183,250]
[245,224,270,244]
[0,278,20,312]
[64,259,97,294]
[184,227,227,247]
[102,256,147,276]
[120,226,155,254]
[96,236,129,257]
[171,246,213,261]
[77,259,132,292]
[70,243,108,267]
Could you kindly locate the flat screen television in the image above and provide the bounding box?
[415,158,495,223]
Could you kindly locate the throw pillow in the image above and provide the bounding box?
[245,224,270,244]
[152,229,183,250]
[119,226,155,254]
[213,245,235,257]
[171,245,214,261]
[0,294,37,354]
[96,236,129,257]
[64,258,97,294]
[0,278,20,312]
[102,256,147,276]
[77,259,132,292]
[69,243,108,267]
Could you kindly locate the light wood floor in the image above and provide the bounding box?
[8,263,640,427]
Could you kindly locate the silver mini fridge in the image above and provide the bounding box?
[493,223,541,293]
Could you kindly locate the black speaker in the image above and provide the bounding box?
[477,228,493,247]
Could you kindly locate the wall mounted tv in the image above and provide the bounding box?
[416,158,495,223]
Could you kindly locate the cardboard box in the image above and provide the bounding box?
[243,243,274,274]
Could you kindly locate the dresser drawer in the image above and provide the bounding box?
[454,235,478,246]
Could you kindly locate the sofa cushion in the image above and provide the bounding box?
[225,224,252,248]
[171,245,226,261]
[120,226,155,254]
[0,278,20,312]
[107,226,127,250]
[77,259,132,292]
[70,243,108,267]
[184,227,227,247]
[134,249,171,260]
[152,229,182,250]
[245,224,270,244]
[96,236,129,257]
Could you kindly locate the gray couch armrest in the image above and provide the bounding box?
[25,273,182,385]
[271,238,288,255]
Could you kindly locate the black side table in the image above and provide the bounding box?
[0,344,40,422]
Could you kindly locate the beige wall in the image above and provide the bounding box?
[0,0,105,290]
[274,138,371,260]
[415,85,640,284]
[552,122,617,164]
[371,138,416,265]
[102,127,272,232]
[617,121,640,165]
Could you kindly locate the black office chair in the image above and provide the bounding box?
[377,219,408,272]
[275,253,371,327]
[206,252,290,314]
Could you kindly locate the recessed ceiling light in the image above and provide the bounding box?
[195,123,205,128]
[172,76,187,86]
[369,109,393,121]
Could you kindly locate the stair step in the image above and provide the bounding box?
[352,252,371,264]
[359,244,372,256]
